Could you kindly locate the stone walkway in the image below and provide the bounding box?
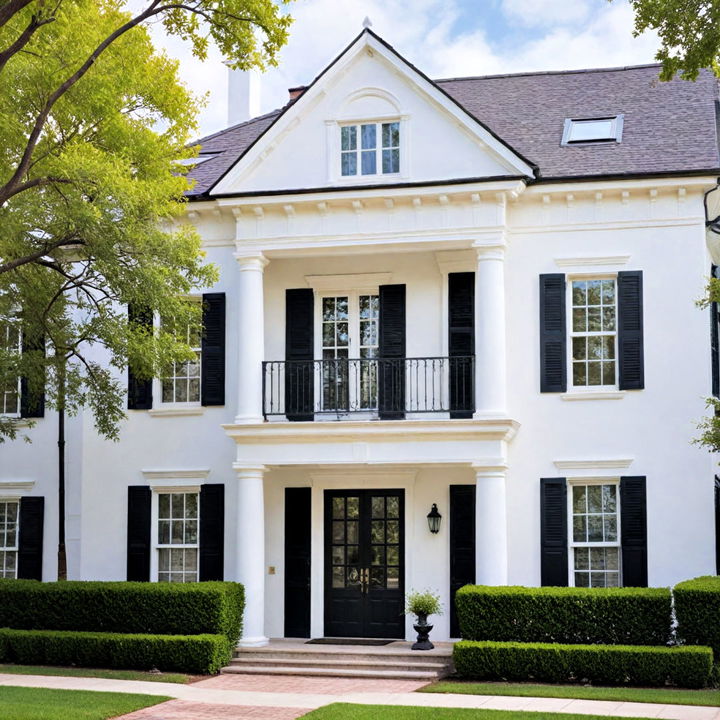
[0,672,718,720]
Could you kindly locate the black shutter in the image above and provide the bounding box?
[199,484,224,581]
[127,305,153,410]
[20,329,45,419]
[284,487,311,637]
[285,289,314,421]
[126,486,151,581]
[201,293,226,406]
[378,284,406,419]
[540,478,568,586]
[618,271,644,390]
[620,476,648,587]
[539,274,566,393]
[711,266,719,398]
[449,273,475,418]
[450,485,475,638]
[17,496,44,580]
[715,476,720,575]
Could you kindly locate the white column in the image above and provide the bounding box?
[475,467,508,585]
[234,252,268,424]
[235,464,268,647]
[473,243,507,417]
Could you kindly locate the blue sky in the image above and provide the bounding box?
[145,0,660,137]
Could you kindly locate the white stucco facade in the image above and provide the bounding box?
[1,30,718,645]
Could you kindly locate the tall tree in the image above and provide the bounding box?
[624,0,720,80]
[0,0,293,576]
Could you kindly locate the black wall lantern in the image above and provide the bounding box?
[427,503,442,534]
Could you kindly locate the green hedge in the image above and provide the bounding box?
[453,640,713,688]
[456,585,671,645]
[674,576,720,658]
[0,628,230,674]
[0,580,244,648]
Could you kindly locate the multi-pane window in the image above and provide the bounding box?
[358,295,379,410]
[0,500,19,579]
[322,297,349,410]
[320,294,379,412]
[570,483,621,587]
[340,122,400,177]
[1,322,21,416]
[157,492,199,582]
[571,279,617,387]
[161,319,201,404]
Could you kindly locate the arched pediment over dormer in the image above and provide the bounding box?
[210,30,535,196]
[337,87,402,121]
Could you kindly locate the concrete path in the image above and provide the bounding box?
[0,672,719,719]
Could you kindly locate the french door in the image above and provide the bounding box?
[324,489,405,638]
[319,293,379,413]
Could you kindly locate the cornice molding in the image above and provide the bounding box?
[305,272,392,292]
[223,417,520,445]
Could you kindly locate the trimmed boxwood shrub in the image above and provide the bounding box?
[674,576,720,658]
[0,580,244,648]
[0,628,229,674]
[456,585,671,645]
[453,640,713,688]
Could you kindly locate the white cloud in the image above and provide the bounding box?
[500,0,593,27]
[134,0,660,137]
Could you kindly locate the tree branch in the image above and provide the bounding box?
[0,0,263,207]
[0,236,85,275]
[0,0,34,30]
[0,11,54,74]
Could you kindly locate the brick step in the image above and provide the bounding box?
[229,656,449,672]
[233,649,452,665]
[221,664,442,680]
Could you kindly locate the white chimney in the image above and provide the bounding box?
[226,65,261,126]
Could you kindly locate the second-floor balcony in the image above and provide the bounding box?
[262,356,474,420]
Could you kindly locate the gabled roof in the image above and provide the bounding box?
[186,45,720,199]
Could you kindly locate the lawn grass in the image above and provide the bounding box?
[0,663,190,684]
[421,680,720,707]
[0,686,169,720]
[300,703,655,719]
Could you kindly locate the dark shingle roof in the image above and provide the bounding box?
[187,109,281,195]
[187,64,720,197]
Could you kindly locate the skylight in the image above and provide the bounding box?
[175,154,217,167]
[562,116,624,145]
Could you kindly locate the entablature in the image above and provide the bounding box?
[223,417,519,468]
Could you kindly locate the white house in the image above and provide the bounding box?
[2,28,720,647]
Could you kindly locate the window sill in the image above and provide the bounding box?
[148,406,206,418]
[560,391,625,401]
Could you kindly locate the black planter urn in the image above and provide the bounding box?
[411,612,434,650]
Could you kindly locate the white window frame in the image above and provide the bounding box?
[1,319,21,418]
[567,274,618,393]
[327,115,410,183]
[314,289,381,416]
[567,478,622,588]
[154,297,202,409]
[0,498,20,579]
[561,115,624,145]
[150,482,201,583]
[339,120,401,179]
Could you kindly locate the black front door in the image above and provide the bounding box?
[324,489,404,638]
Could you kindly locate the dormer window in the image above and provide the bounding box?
[562,116,623,145]
[341,122,400,177]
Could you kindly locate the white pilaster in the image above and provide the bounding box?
[234,252,268,424]
[474,466,508,585]
[235,464,268,647]
[473,242,507,417]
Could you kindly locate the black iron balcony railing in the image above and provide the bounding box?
[262,356,474,420]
